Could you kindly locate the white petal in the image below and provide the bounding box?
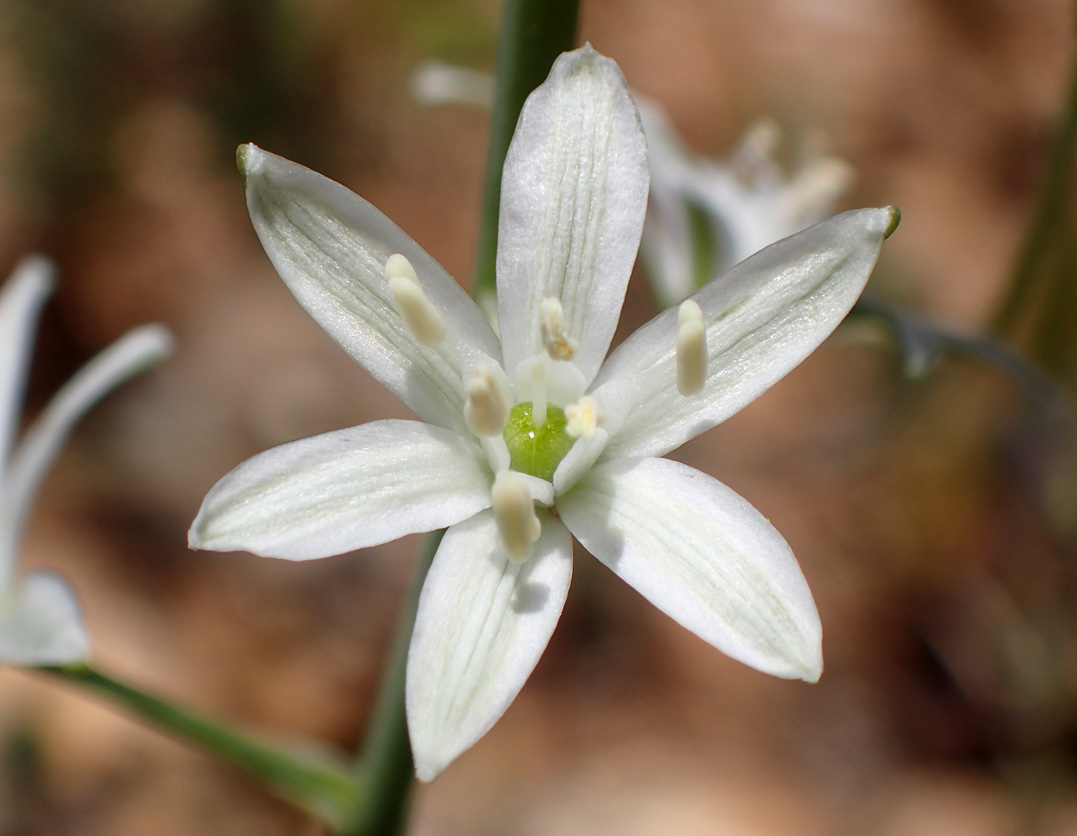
[0,325,173,575]
[496,46,649,384]
[189,420,492,560]
[0,572,89,665]
[0,256,54,475]
[559,457,822,681]
[597,208,896,459]
[407,510,572,781]
[241,145,501,433]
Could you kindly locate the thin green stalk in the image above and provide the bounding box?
[991,51,1077,348]
[39,663,358,828]
[471,0,581,302]
[337,532,441,836]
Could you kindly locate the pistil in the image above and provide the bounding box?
[531,362,547,428]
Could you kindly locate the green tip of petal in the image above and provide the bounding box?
[236,143,263,183]
[883,205,901,239]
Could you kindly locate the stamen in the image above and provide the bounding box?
[491,470,541,563]
[676,300,707,396]
[385,254,445,346]
[464,365,509,437]
[531,361,547,429]
[565,395,599,439]
[540,297,579,361]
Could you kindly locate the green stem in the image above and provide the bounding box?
[991,52,1077,345]
[39,663,358,829]
[337,531,441,836]
[471,0,581,300]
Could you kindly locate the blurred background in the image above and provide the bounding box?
[0,0,1075,833]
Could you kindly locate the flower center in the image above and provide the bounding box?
[502,402,575,481]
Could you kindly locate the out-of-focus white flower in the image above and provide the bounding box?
[412,61,495,109]
[640,103,855,306]
[0,256,173,665]
[190,46,896,780]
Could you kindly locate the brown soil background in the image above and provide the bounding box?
[1,0,1076,833]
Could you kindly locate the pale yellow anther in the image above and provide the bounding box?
[540,297,579,361]
[385,254,445,347]
[565,395,600,439]
[464,366,509,437]
[492,470,541,563]
[676,300,707,396]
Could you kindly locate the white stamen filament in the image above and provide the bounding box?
[676,300,707,396]
[565,395,599,439]
[492,470,541,563]
[531,361,547,428]
[385,254,445,346]
[464,366,509,436]
[540,297,579,361]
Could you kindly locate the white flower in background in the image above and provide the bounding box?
[412,60,495,109]
[640,102,855,307]
[189,45,897,780]
[0,256,172,665]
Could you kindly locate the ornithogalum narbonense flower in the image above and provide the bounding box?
[189,45,898,780]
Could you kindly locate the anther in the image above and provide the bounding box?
[464,366,509,437]
[676,300,707,396]
[565,396,599,439]
[385,254,445,346]
[492,470,541,563]
[540,297,579,361]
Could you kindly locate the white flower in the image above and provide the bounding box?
[0,256,173,665]
[412,61,495,110]
[640,103,855,306]
[188,45,897,780]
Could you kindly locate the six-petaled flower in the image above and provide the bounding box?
[189,45,897,780]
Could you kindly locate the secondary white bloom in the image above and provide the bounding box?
[0,256,173,665]
[412,60,495,109]
[189,45,897,780]
[640,103,855,307]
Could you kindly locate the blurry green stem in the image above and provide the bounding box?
[991,53,1077,342]
[471,0,581,301]
[339,531,440,836]
[40,663,359,828]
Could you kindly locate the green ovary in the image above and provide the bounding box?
[503,403,576,482]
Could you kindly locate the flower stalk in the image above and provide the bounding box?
[40,663,360,828]
[991,50,1077,379]
[339,532,440,836]
[472,0,581,302]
